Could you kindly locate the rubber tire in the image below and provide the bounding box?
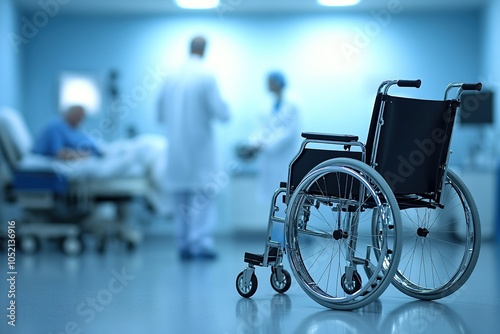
[61,236,84,256]
[236,271,258,298]
[19,235,40,255]
[270,269,292,294]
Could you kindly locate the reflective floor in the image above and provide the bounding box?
[1,234,499,334]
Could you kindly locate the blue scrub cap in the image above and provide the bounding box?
[268,71,286,89]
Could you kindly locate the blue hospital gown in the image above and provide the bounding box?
[32,119,101,158]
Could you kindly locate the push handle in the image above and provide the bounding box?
[444,82,483,100]
[461,82,482,91]
[397,79,421,88]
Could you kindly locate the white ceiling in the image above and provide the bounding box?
[15,0,492,15]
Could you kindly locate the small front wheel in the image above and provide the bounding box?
[20,235,40,254]
[270,269,292,294]
[341,271,362,295]
[61,236,84,256]
[236,271,258,298]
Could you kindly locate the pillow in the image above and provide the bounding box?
[0,107,34,166]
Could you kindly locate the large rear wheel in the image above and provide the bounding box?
[392,170,481,300]
[286,158,402,310]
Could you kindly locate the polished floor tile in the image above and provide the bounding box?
[1,235,499,334]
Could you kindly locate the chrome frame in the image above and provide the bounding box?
[439,82,481,201]
[370,80,397,168]
[262,187,287,267]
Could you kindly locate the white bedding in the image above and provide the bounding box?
[1,107,169,213]
[17,134,168,184]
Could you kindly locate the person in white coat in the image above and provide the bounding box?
[158,36,230,260]
[237,71,301,244]
[239,72,301,198]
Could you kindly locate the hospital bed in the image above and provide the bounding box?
[0,107,155,255]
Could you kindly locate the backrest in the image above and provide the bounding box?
[0,107,34,170]
[366,94,459,200]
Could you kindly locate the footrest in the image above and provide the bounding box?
[244,252,264,266]
[244,247,278,266]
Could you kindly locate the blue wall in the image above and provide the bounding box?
[483,0,500,133]
[20,11,482,163]
[0,0,21,109]
[483,0,500,242]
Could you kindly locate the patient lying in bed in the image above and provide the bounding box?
[27,105,168,213]
[33,105,104,160]
[30,105,166,180]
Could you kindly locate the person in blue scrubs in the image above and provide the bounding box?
[33,105,101,159]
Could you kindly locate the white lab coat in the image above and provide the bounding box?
[250,96,301,202]
[158,55,230,191]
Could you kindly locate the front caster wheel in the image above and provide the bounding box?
[61,236,84,256]
[20,235,40,254]
[270,269,291,294]
[236,271,258,298]
[341,271,362,295]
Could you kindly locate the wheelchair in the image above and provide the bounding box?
[236,79,482,310]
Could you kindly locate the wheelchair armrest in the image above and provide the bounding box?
[301,132,359,142]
